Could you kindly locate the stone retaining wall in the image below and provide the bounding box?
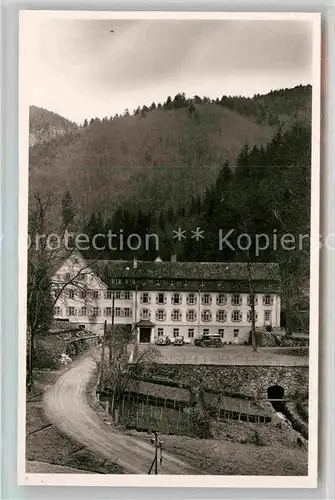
[132,363,309,399]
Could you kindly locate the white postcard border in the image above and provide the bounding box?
[17,9,321,488]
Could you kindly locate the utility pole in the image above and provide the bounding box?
[100,320,107,389]
[109,290,115,364]
[148,431,163,474]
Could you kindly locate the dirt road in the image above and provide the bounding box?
[44,355,193,474]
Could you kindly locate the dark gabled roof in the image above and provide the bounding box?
[89,260,280,284]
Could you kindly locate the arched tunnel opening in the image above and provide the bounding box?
[267,385,285,412]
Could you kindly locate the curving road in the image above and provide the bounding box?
[44,355,193,474]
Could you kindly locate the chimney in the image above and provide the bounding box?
[133,256,138,269]
[171,254,177,263]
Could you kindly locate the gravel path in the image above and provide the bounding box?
[44,355,193,474]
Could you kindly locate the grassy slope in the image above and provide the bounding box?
[163,433,308,476]
[26,370,124,474]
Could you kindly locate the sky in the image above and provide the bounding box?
[24,17,314,124]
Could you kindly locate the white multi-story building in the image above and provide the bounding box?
[52,253,281,345]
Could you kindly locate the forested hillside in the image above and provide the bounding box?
[29,106,78,147]
[81,124,311,264]
[29,85,311,218]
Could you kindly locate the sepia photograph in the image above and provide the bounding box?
[18,11,320,487]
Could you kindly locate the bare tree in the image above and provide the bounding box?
[97,325,161,414]
[27,191,96,389]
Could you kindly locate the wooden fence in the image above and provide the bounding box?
[101,390,272,437]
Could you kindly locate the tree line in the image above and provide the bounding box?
[82,84,311,128]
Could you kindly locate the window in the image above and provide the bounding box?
[247,294,258,305]
[263,295,273,305]
[201,309,212,322]
[232,310,242,322]
[187,293,196,305]
[115,291,121,300]
[171,309,181,321]
[115,307,121,317]
[203,328,209,335]
[92,307,100,316]
[156,279,161,285]
[124,291,131,300]
[186,309,196,322]
[233,329,239,338]
[54,306,62,316]
[68,306,76,316]
[172,293,181,304]
[105,307,112,316]
[202,293,212,305]
[217,294,227,305]
[184,280,189,286]
[111,278,122,284]
[124,307,132,317]
[216,310,227,322]
[173,328,179,337]
[247,311,258,322]
[141,292,150,304]
[105,291,113,299]
[231,294,241,306]
[141,309,150,320]
[188,328,194,338]
[80,307,87,316]
[157,293,165,304]
[218,328,224,338]
[68,290,75,299]
[93,290,100,299]
[65,272,71,281]
[264,310,272,322]
[169,279,175,286]
[156,309,166,321]
[157,328,164,337]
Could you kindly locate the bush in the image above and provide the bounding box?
[253,429,266,446]
[33,339,63,370]
[66,338,90,358]
[183,405,211,439]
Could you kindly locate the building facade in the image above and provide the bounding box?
[52,253,281,345]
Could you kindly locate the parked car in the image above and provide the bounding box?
[156,335,171,346]
[195,334,223,348]
[173,335,185,346]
